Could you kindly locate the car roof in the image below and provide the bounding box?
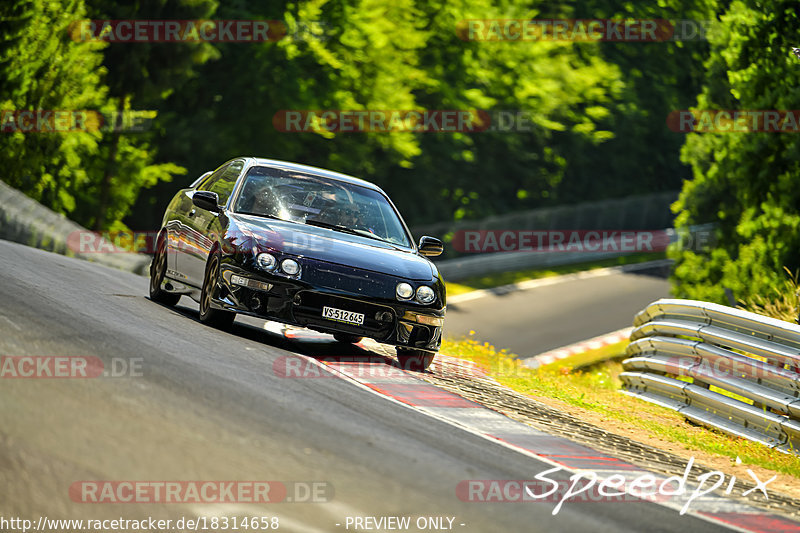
[245,157,385,194]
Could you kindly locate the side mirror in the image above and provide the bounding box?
[192,190,220,213]
[418,236,444,257]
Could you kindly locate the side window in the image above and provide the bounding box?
[198,163,228,192]
[199,160,243,206]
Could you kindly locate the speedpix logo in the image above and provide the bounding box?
[458,457,776,516]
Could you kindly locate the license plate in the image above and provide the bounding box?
[322,306,364,325]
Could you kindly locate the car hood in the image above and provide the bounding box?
[229,214,436,281]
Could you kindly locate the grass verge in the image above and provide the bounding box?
[445,251,665,296]
[544,339,630,370]
[441,336,800,479]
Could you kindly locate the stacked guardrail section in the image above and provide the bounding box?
[621,298,800,455]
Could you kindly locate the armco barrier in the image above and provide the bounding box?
[0,180,150,274]
[433,225,713,281]
[412,191,679,260]
[621,298,800,454]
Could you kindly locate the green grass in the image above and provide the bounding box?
[441,336,800,478]
[546,339,630,370]
[445,251,665,296]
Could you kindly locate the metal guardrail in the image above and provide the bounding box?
[435,224,713,281]
[621,298,800,454]
[413,191,679,257]
[0,179,150,275]
[435,242,644,281]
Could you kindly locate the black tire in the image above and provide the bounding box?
[149,237,180,306]
[396,348,435,371]
[333,333,363,344]
[199,253,236,330]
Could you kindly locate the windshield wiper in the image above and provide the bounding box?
[305,219,389,243]
[238,211,282,220]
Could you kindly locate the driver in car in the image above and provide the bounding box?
[334,204,360,227]
[251,185,281,217]
[327,204,379,236]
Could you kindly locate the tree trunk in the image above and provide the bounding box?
[95,97,126,230]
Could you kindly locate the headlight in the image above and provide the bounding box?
[257,253,277,271]
[281,258,300,276]
[396,282,414,300]
[416,285,435,304]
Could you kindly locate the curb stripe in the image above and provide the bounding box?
[522,327,632,368]
[271,323,800,531]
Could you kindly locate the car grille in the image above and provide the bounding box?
[300,260,396,298]
[292,291,395,338]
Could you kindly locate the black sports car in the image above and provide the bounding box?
[149,157,446,369]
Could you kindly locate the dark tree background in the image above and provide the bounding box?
[6,0,799,303]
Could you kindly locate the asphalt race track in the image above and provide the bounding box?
[0,240,734,532]
[444,263,671,358]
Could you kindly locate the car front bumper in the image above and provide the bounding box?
[216,264,444,352]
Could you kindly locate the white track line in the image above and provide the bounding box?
[521,326,633,368]
[448,259,672,304]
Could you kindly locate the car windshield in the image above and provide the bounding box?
[233,166,412,247]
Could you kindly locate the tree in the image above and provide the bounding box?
[670,0,800,303]
[83,0,218,229]
[557,0,715,203]
[143,0,630,228]
[0,0,108,219]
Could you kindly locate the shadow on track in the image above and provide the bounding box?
[151,296,402,368]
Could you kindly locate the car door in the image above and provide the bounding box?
[171,166,227,285]
[183,159,244,286]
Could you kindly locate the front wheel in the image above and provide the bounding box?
[333,333,363,344]
[149,237,180,306]
[396,348,435,371]
[199,253,236,330]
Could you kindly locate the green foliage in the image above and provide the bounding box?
[0,0,209,230]
[671,0,800,302]
[559,0,715,202]
[394,0,628,221]
[14,0,787,267]
[0,0,107,216]
[740,267,800,323]
[146,0,640,228]
[82,0,217,229]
